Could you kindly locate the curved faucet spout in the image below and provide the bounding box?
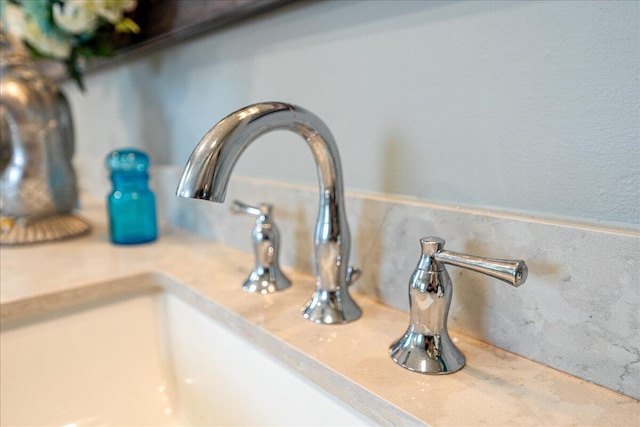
[176,102,362,324]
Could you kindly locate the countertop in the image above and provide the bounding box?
[1,199,638,426]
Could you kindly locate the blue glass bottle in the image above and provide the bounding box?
[106,149,157,244]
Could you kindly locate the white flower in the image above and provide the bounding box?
[0,0,138,89]
[93,0,137,24]
[52,1,98,35]
[23,20,71,59]
[1,1,71,59]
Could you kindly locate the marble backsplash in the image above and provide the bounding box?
[146,166,639,399]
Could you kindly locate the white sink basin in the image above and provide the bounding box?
[1,281,373,426]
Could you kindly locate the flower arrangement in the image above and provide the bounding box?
[0,0,140,90]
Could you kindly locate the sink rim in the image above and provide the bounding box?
[0,271,383,426]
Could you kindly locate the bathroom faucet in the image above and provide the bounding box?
[390,237,528,374]
[176,102,362,324]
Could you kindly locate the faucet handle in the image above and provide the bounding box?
[389,236,528,375]
[346,266,362,287]
[231,200,269,217]
[428,238,527,287]
[231,200,291,294]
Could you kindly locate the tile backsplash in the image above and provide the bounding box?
[151,166,639,399]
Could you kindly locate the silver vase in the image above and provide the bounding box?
[0,32,90,245]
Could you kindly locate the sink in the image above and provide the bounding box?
[1,279,373,426]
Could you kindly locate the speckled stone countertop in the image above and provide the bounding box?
[1,199,638,426]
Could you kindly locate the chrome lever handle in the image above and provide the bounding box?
[435,250,527,287]
[231,200,267,217]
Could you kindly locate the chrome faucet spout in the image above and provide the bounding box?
[176,102,362,324]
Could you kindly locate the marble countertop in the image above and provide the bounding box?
[1,199,638,426]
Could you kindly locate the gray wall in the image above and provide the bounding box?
[67,0,639,229]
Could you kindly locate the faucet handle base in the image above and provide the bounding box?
[242,268,291,295]
[302,289,362,324]
[389,330,465,374]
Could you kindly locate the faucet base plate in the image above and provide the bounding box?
[389,330,465,374]
[302,289,362,324]
[242,269,292,295]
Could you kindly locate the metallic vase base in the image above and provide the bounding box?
[0,214,91,246]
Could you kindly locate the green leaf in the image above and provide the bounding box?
[115,17,140,34]
[66,53,85,92]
